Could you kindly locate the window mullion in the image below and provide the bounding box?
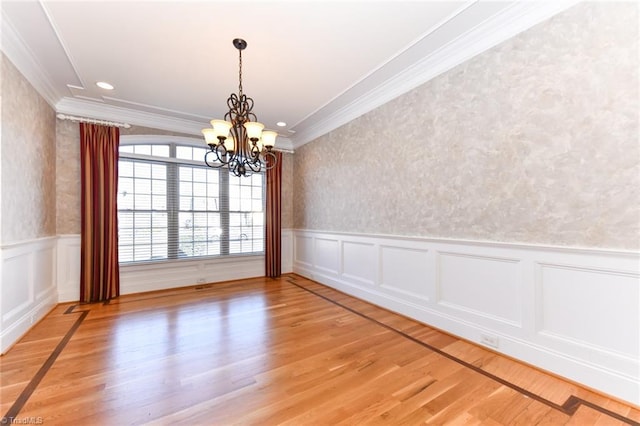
[220,170,230,256]
[167,144,179,259]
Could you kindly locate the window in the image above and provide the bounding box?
[117,138,265,264]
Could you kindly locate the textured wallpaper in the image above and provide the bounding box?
[55,120,81,235]
[1,54,56,243]
[281,153,294,229]
[293,2,640,250]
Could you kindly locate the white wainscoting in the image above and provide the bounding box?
[282,229,293,274]
[57,234,81,302]
[57,230,295,302]
[292,229,640,405]
[1,236,57,354]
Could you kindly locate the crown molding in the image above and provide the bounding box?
[290,1,579,149]
[56,97,207,136]
[1,8,62,107]
[3,1,576,153]
[55,97,295,151]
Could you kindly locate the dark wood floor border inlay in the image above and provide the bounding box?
[286,277,639,425]
[2,305,89,423]
[3,278,637,424]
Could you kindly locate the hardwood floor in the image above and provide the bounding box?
[1,274,638,425]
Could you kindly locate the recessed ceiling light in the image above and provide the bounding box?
[276,121,287,127]
[96,81,114,90]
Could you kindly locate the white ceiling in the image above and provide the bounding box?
[1,1,576,150]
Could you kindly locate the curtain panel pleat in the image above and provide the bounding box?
[79,123,121,303]
[265,152,283,278]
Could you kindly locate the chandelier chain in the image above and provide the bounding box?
[238,49,243,97]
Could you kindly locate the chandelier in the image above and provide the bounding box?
[202,38,277,177]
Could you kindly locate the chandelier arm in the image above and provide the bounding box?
[214,144,232,164]
[205,149,225,168]
[238,45,243,97]
[246,159,261,173]
[262,151,277,170]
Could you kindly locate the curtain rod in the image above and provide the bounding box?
[56,113,131,129]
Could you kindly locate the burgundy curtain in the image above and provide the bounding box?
[79,123,120,303]
[265,151,283,278]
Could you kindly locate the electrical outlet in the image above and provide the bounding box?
[480,333,499,348]
[196,278,206,284]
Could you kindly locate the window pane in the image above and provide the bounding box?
[152,164,166,179]
[193,182,206,196]
[135,194,151,210]
[179,167,192,181]
[207,169,218,184]
[136,228,151,245]
[118,178,134,209]
[193,168,207,182]
[120,146,134,154]
[193,147,207,160]
[119,212,133,228]
[152,180,166,195]
[152,212,167,228]
[135,145,152,155]
[152,244,168,259]
[120,161,134,176]
[119,228,133,246]
[135,213,151,228]
[135,179,151,194]
[180,196,192,210]
[152,195,166,210]
[176,146,192,160]
[134,163,151,178]
[207,197,219,211]
[180,181,192,196]
[152,145,170,157]
[193,197,206,210]
[179,212,193,229]
[134,245,152,261]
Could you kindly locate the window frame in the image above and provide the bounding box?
[118,135,266,266]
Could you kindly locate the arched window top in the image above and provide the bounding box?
[119,135,210,165]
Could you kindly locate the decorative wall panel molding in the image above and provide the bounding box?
[292,229,640,405]
[381,245,431,302]
[437,252,522,327]
[1,237,57,353]
[342,241,376,286]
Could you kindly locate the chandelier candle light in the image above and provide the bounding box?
[202,38,278,177]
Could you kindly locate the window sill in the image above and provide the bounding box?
[119,253,265,271]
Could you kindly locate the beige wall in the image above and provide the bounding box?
[55,120,81,235]
[293,2,640,250]
[1,54,56,243]
[281,152,294,229]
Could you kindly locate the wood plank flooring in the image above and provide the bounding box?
[1,274,638,425]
